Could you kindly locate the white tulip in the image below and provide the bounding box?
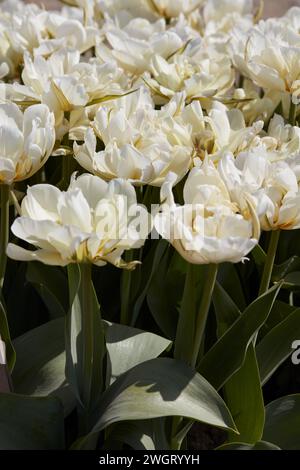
[154,163,260,264]
[0,103,55,184]
[7,174,151,269]
[74,89,193,186]
[218,147,300,231]
[144,38,235,103]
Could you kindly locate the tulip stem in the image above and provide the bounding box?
[289,101,297,126]
[0,185,10,289]
[120,251,134,325]
[191,264,218,368]
[259,230,280,296]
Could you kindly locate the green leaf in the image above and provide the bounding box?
[105,322,171,384]
[12,318,75,416]
[0,288,15,371]
[147,246,181,339]
[280,272,300,290]
[74,357,237,449]
[259,300,296,338]
[251,245,267,269]
[263,395,300,450]
[198,284,280,390]
[257,307,300,385]
[213,282,241,338]
[87,89,138,107]
[26,263,68,319]
[217,440,281,450]
[0,393,64,449]
[217,264,246,310]
[225,345,265,443]
[105,419,168,450]
[272,256,300,281]
[131,240,168,326]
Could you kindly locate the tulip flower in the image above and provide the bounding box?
[154,163,260,265]
[74,89,193,186]
[7,173,151,268]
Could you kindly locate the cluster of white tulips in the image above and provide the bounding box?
[1,0,300,452]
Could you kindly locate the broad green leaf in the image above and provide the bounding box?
[0,288,15,371]
[199,285,280,390]
[213,282,241,338]
[272,255,300,281]
[26,263,68,319]
[131,240,168,326]
[12,318,75,416]
[225,345,265,444]
[74,358,237,449]
[281,272,300,290]
[257,307,300,385]
[251,245,267,269]
[147,246,180,339]
[259,300,296,338]
[0,393,64,449]
[217,440,281,450]
[263,395,300,450]
[105,322,171,384]
[217,264,246,310]
[105,419,168,450]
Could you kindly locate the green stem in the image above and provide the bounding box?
[191,264,218,368]
[67,263,105,435]
[289,101,297,126]
[120,251,134,325]
[61,154,71,190]
[79,263,94,410]
[258,230,280,296]
[0,185,10,289]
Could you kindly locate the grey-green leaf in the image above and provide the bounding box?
[217,440,281,450]
[0,393,65,449]
[75,358,237,449]
[12,318,75,416]
[199,284,280,390]
[106,322,171,384]
[257,307,300,385]
[262,395,300,450]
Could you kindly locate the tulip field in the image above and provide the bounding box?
[0,0,300,453]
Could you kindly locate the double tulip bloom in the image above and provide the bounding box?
[0,102,55,184]
[7,174,151,269]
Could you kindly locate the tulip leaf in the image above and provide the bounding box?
[0,392,64,449]
[105,322,171,384]
[213,281,241,338]
[12,317,75,416]
[147,246,181,339]
[257,307,300,385]
[262,395,300,450]
[26,263,68,319]
[73,357,237,449]
[131,239,168,326]
[225,344,265,444]
[259,300,296,338]
[198,284,280,390]
[87,89,138,107]
[280,272,300,290]
[0,288,15,371]
[251,245,267,269]
[217,441,281,450]
[105,419,168,450]
[272,255,300,281]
